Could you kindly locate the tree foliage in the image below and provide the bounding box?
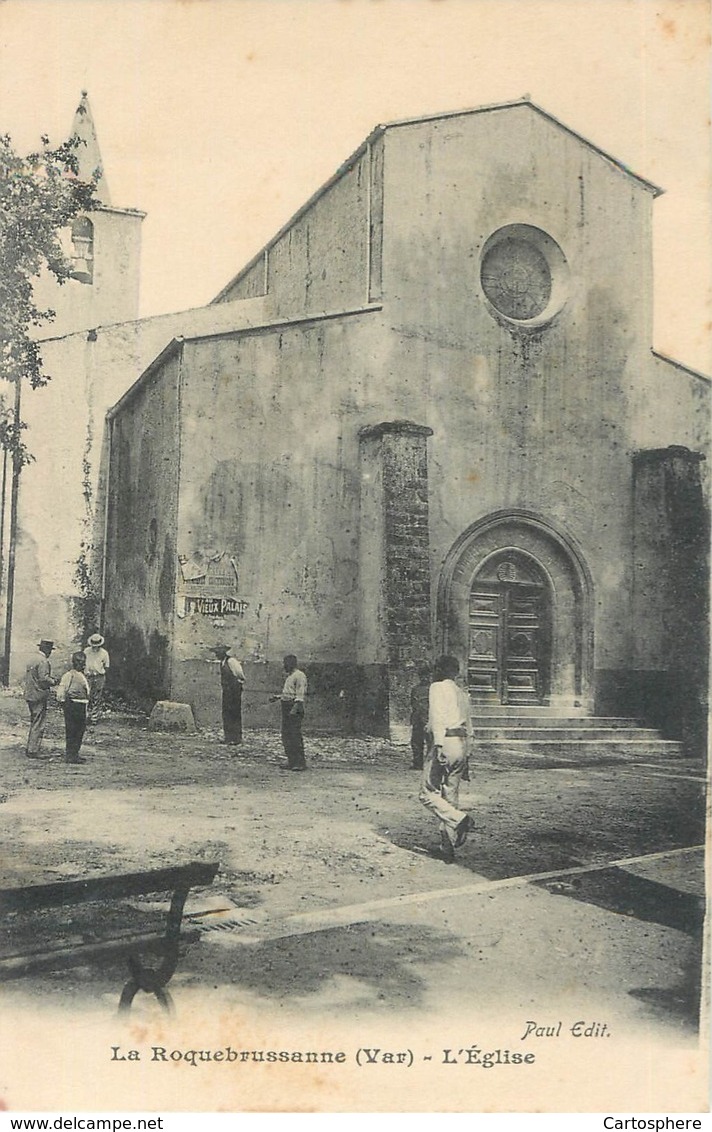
[0,133,98,466]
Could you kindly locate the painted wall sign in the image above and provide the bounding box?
[184,596,249,617]
[178,550,239,592]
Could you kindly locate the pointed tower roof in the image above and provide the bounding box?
[70,91,111,204]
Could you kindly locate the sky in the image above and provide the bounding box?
[0,0,710,373]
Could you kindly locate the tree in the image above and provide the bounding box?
[0,132,98,682]
[0,131,98,464]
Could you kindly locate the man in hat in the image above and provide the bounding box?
[24,640,59,758]
[213,645,245,745]
[83,633,111,723]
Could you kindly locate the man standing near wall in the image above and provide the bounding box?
[24,640,59,758]
[213,644,245,745]
[84,633,110,723]
[273,654,307,771]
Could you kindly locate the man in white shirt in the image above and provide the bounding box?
[274,654,307,770]
[56,651,90,764]
[83,633,110,723]
[419,654,473,862]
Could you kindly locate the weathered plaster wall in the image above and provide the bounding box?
[104,303,437,732]
[10,331,95,680]
[629,447,708,750]
[221,254,267,301]
[376,108,659,687]
[103,352,182,701]
[32,207,145,339]
[632,354,710,481]
[5,297,269,682]
[216,149,372,317]
[170,313,386,729]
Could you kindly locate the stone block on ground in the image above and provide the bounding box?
[388,722,411,746]
[148,701,196,733]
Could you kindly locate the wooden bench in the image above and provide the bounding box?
[0,860,220,1013]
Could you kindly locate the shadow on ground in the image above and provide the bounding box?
[534,869,705,1031]
[383,820,582,877]
[187,920,464,1009]
[534,869,705,935]
[628,975,702,1030]
[0,920,464,1017]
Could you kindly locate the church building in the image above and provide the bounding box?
[102,99,710,747]
[4,97,709,750]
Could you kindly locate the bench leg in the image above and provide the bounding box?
[118,978,140,1014]
[118,977,175,1015]
[155,987,175,1013]
[118,952,178,1015]
[117,885,193,1015]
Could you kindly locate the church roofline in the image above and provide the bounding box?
[105,302,383,420]
[34,285,214,345]
[652,348,711,385]
[212,97,664,304]
[106,337,186,421]
[381,99,664,198]
[211,128,383,303]
[94,203,147,220]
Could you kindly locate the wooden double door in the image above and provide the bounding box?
[468,574,550,705]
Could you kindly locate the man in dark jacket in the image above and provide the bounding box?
[213,645,245,745]
[25,640,58,758]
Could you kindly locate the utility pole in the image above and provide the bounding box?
[2,376,21,686]
[0,446,8,598]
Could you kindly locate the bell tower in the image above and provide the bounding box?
[33,92,145,337]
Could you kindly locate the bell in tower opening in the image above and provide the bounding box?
[70,215,94,284]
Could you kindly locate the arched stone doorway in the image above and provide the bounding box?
[437,511,594,711]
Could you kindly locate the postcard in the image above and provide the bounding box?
[0,0,709,1118]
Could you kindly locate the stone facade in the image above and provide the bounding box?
[3,98,709,749]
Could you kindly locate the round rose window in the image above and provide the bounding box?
[480,224,568,325]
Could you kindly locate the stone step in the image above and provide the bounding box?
[471,714,644,728]
[472,704,591,717]
[474,738,685,764]
[471,726,662,742]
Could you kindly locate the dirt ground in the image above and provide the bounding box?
[0,690,707,1111]
[0,690,704,973]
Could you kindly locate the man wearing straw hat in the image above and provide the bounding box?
[83,632,110,724]
[24,639,59,758]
